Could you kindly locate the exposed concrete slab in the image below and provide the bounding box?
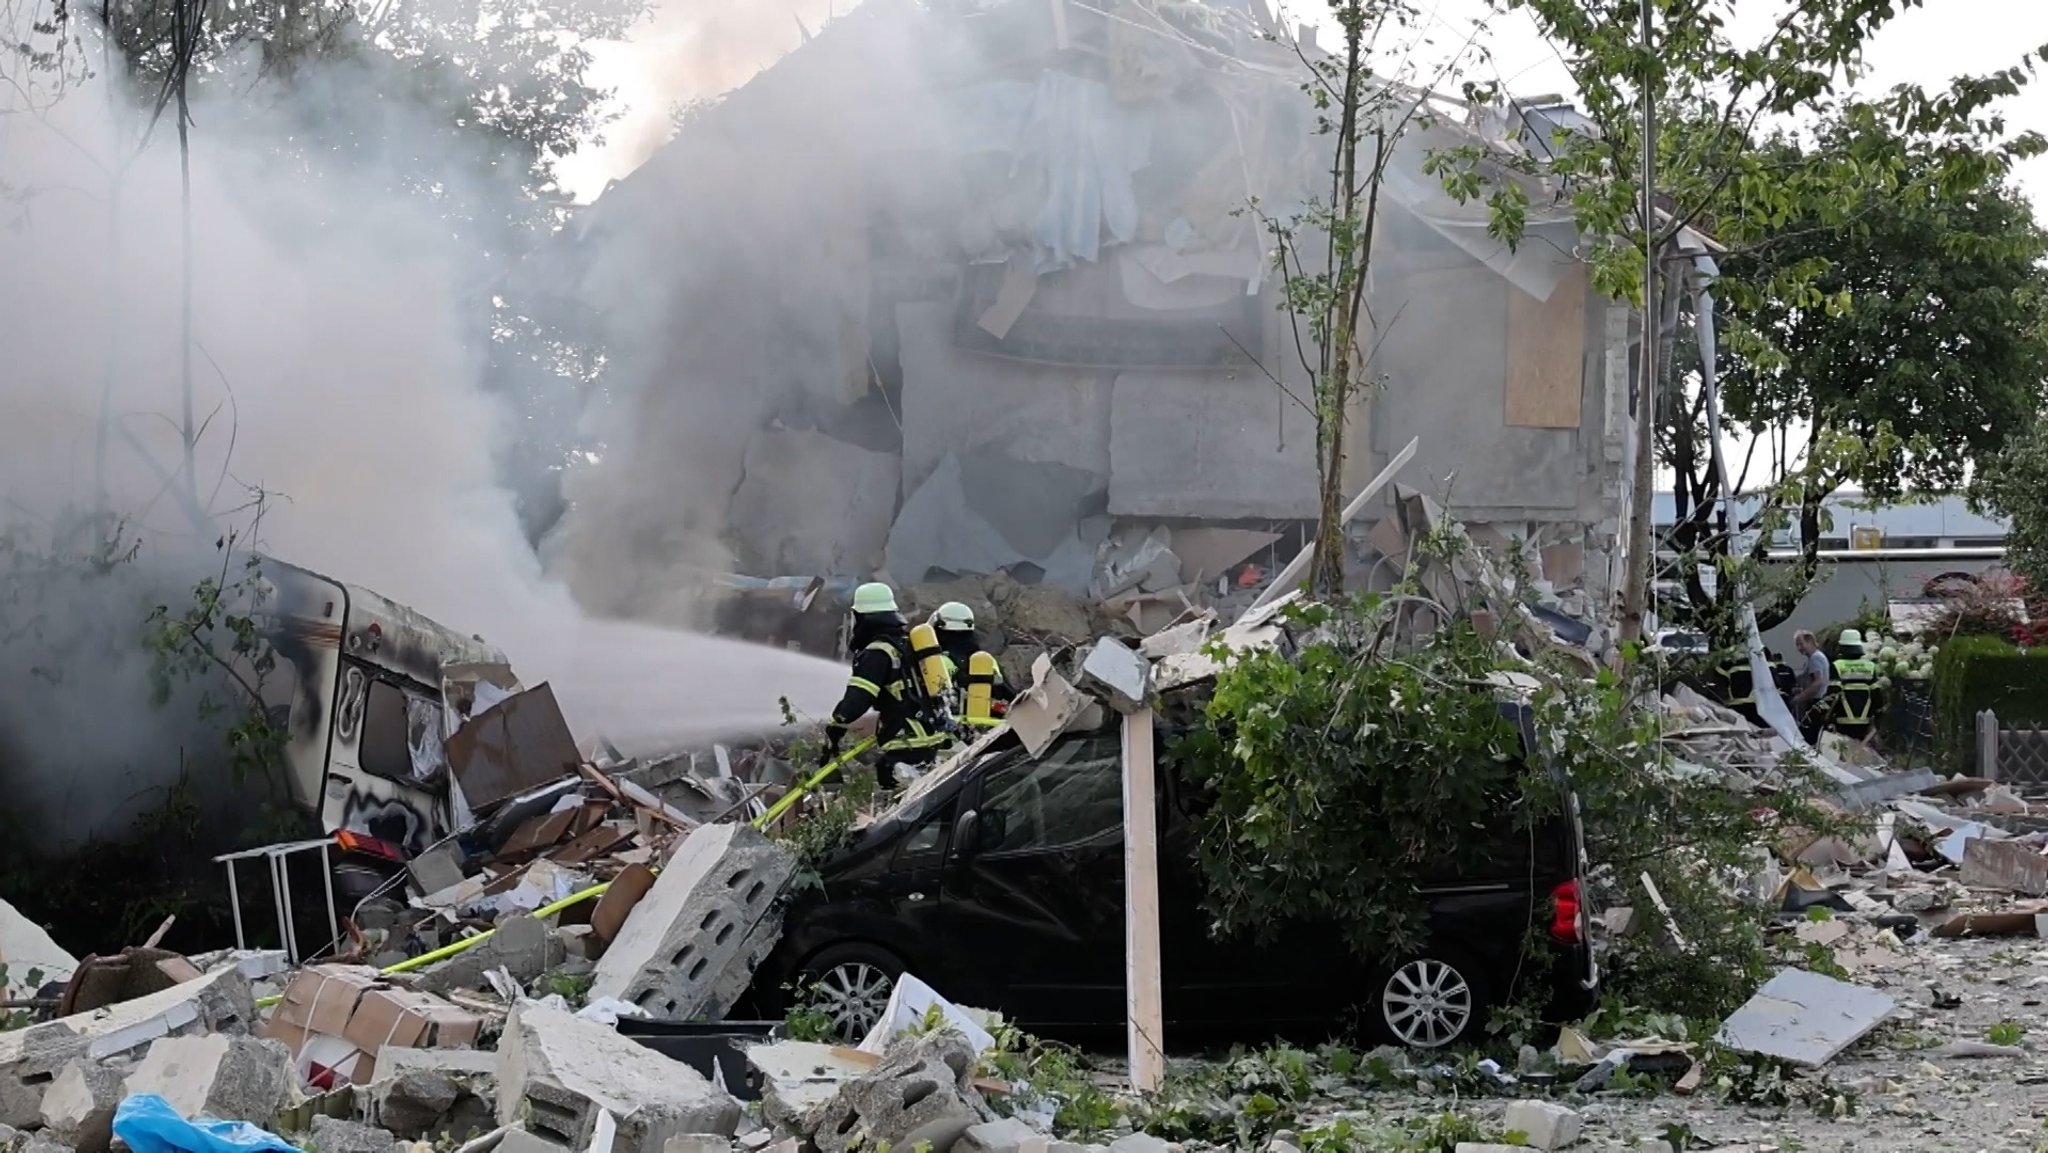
[38,1061,123,1153]
[1108,371,1317,519]
[0,966,254,1128]
[896,303,1113,501]
[124,1035,292,1127]
[496,1002,740,1153]
[1368,265,1588,514]
[591,824,794,1022]
[727,430,900,577]
[885,452,1104,594]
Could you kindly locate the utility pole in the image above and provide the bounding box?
[1619,0,1658,647]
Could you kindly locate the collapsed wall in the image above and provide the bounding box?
[517,0,1632,633]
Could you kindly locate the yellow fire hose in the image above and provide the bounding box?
[254,883,615,1008]
[752,737,875,828]
[258,723,1005,1008]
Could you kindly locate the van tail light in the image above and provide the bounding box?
[1549,878,1583,945]
[335,829,406,862]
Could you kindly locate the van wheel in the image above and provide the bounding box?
[1374,951,1488,1049]
[798,944,903,1043]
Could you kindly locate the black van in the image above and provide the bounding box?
[744,706,1598,1048]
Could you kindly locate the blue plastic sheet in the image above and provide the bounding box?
[112,1094,300,1153]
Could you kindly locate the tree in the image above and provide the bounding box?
[1431,0,2046,644]
[1260,0,1485,595]
[1686,118,2048,630]
[1977,412,2048,601]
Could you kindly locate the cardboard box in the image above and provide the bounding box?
[343,988,482,1054]
[272,965,382,1037]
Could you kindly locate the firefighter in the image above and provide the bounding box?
[1715,648,1760,725]
[824,583,951,788]
[928,602,1013,712]
[1831,629,1880,742]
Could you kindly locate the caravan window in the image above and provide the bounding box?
[359,679,414,783]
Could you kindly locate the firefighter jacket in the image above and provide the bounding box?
[828,623,951,755]
[1834,656,1880,727]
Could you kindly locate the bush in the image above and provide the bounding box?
[1932,635,2048,769]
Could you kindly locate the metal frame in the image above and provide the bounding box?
[213,839,339,964]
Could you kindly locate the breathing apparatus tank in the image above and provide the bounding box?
[963,651,998,722]
[908,621,952,700]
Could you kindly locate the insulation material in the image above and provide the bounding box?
[1,898,76,997]
[1504,263,1588,428]
[1686,239,1805,749]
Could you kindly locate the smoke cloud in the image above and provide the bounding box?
[0,19,847,851]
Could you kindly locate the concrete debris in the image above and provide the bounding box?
[309,1116,404,1153]
[661,1137,733,1153]
[36,1062,123,1153]
[749,1042,870,1137]
[727,430,900,578]
[372,1048,497,1139]
[496,1130,573,1153]
[1499,1100,1581,1150]
[123,1035,293,1128]
[0,965,254,1128]
[497,1001,741,1153]
[591,824,794,1022]
[415,916,565,998]
[804,1030,993,1153]
[955,1117,1047,1153]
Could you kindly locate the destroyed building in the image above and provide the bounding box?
[516,0,1637,638]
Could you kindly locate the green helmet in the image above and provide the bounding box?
[931,601,976,632]
[851,582,899,616]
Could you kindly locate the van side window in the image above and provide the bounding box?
[976,733,1122,854]
[892,798,958,867]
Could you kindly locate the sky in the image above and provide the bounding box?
[558,0,2048,217]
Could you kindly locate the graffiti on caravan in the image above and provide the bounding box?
[341,790,431,853]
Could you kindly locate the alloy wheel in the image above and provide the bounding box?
[1381,958,1474,1048]
[811,961,894,1041]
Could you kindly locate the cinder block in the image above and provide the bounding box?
[1500,1100,1583,1150]
[496,1002,740,1153]
[590,825,794,1022]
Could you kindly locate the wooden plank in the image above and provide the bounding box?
[1504,263,1588,429]
[1248,436,1418,613]
[1121,708,1165,1092]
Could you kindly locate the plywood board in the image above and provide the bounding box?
[1505,263,1588,429]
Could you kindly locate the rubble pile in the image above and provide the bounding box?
[8,459,2048,1153]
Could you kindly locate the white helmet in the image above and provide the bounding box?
[930,601,976,632]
